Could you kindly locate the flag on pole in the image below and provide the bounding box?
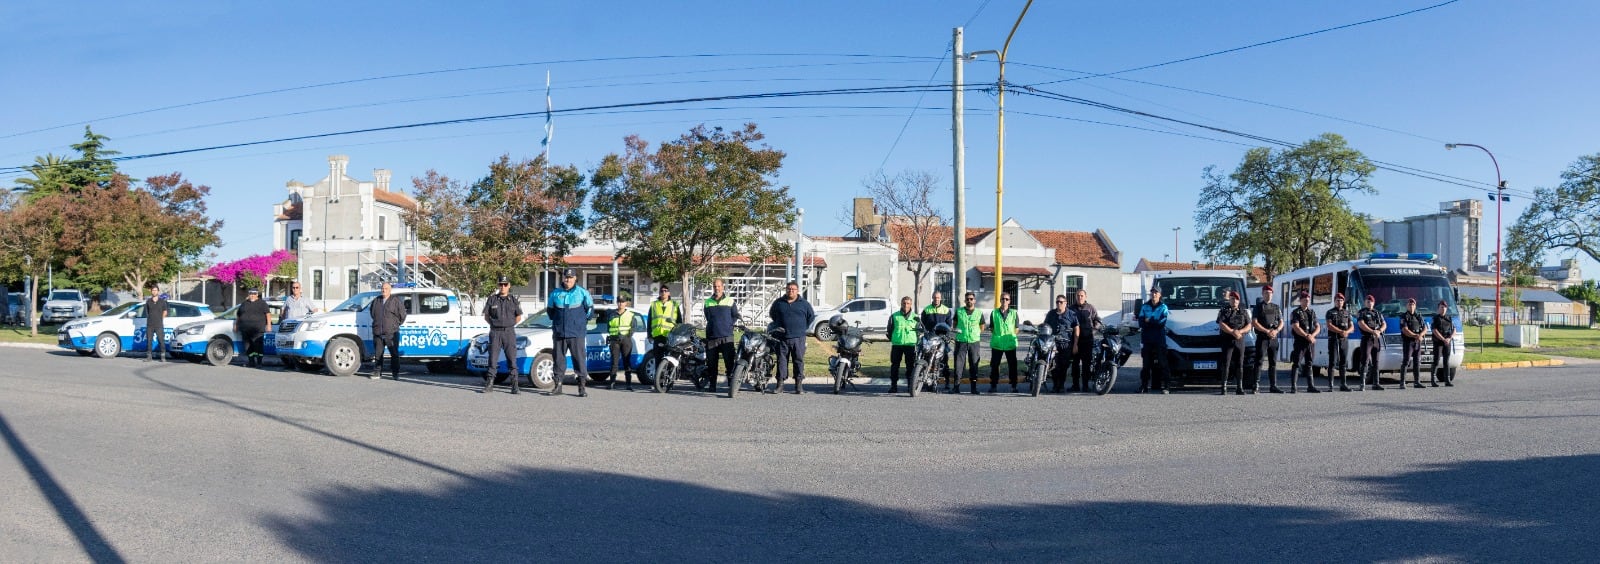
[540,70,553,159]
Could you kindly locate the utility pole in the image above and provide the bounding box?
[952,26,967,305]
[992,0,1034,304]
[1173,227,1181,263]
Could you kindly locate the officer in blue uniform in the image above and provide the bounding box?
[548,268,594,397]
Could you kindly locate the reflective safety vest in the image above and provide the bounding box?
[609,310,636,337]
[889,310,919,346]
[990,308,1018,351]
[953,307,983,343]
[649,299,680,338]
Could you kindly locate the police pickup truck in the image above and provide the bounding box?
[276,286,489,376]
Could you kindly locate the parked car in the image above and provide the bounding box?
[57,300,216,358]
[169,303,284,366]
[41,289,91,323]
[276,287,485,376]
[811,297,892,341]
[464,304,650,390]
[4,292,25,326]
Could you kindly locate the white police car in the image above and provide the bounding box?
[277,287,486,376]
[168,303,284,366]
[58,300,216,358]
[465,304,650,390]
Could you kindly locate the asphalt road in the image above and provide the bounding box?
[1,348,1597,563]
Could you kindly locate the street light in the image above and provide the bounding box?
[978,0,1034,304]
[1445,142,1505,342]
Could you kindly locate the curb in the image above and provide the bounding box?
[1461,359,1565,370]
[0,341,61,351]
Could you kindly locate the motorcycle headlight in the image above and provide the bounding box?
[840,333,862,351]
[301,320,325,332]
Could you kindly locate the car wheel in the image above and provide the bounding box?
[75,349,94,357]
[814,323,836,342]
[94,332,122,359]
[637,353,661,386]
[323,337,361,377]
[205,337,235,366]
[528,352,556,390]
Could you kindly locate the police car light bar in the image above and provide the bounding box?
[1365,253,1437,262]
[1368,253,1401,259]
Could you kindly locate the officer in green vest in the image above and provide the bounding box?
[921,290,953,390]
[952,291,986,394]
[648,285,683,364]
[989,293,1020,393]
[887,296,919,394]
[607,295,639,390]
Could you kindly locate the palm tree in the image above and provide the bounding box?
[13,153,68,197]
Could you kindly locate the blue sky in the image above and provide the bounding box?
[3,0,1596,279]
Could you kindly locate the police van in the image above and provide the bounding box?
[275,285,489,376]
[1128,269,1253,383]
[1270,253,1463,378]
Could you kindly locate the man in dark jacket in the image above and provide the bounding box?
[1068,290,1100,392]
[1251,286,1283,393]
[144,282,169,362]
[482,276,523,394]
[548,269,594,397]
[1217,291,1251,395]
[236,288,272,368]
[703,278,741,394]
[368,282,407,380]
[1137,287,1169,394]
[769,282,814,394]
[1042,294,1078,393]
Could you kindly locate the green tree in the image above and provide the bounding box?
[590,123,797,295]
[1506,153,1600,269]
[69,173,222,294]
[1501,287,1524,324]
[1194,133,1378,280]
[1558,279,1599,316]
[403,155,588,307]
[14,127,121,199]
[0,193,73,335]
[12,154,70,197]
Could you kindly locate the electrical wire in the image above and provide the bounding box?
[878,43,953,171]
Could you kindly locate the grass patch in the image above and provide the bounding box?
[1533,327,1600,349]
[1463,325,1600,361]
[1463,348,1551,364]
[0,324,62,345]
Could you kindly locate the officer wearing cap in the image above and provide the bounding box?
[548,268,594,397]
[1216,290,1251,395]
[702,278,741,394]
[1430,300,1455,387]
[1288,291,1322,393]
[1356,294,1387,390]
[1251,286,1283,393]
[482,275,523,394]
[236,288,272,368]
[1326,293,1356,391]
[607,293,640,390]
[1137,286,1170,394]
[648,285,683,367]
[1398,297,1426,389]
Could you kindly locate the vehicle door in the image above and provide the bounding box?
[584,309,612,373]
[262,304,283,354]
[399,292,458,357]
[129,302,152,351]
[843,299,888,332]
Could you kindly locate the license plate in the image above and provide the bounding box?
[1421,356,1434,364]
[279,339,294,349]
[471,358,488,368]
[1194,360,1218,370]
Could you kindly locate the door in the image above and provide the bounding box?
[584,309,611,372]
[398,293,456,357]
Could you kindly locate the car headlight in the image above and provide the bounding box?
[516,337,530,349]
[179,326,205,336]
[301,320,325,332]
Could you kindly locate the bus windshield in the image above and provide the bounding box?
[1154,277,1246,311]
[1351,270,1457,317]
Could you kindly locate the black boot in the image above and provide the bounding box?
[510,374,521,395]
[792,377,804,394]
[552,377,564,396]
[577,376,588,397]
[482,376,495,394]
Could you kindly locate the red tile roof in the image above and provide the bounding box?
[974,265,1054,277]
[882,224,1118,268]
[373,187,418,210]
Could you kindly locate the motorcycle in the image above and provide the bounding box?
[653,323,711,393]
[826,315,864,394]
[1021,321,1061,397]
[907,323,950,397]
[728,324,784,397]
[1089,325,1132,395]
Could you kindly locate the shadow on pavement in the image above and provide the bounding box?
[263,455,1600,562]
[0,413,127,564]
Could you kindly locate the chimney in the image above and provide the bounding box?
[373,169,392,193]
[328,155,349,196]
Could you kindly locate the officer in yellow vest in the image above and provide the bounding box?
[952,291,986,394]
[887,296,919,394]
[648,285,683,364]
[989,293,1020,393]
[607,294,640,390]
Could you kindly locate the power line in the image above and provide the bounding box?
[964,0,995,27]
[1025,0,1462,87]
[0,53,943,141]
[879,42,953,171]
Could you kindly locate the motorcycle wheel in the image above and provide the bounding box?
[654,362,677,393]
[1093,364,1116,396]
[1031,363,1048,397]
[728,360,745,399]
[832,363,847,394]
[908,364,925,397]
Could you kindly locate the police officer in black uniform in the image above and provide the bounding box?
[1251,286,1282,393]
[1326,294,1356,391]
[1356,294,1386,390]
[1217,290,1251,396]
[236,289,272,368]
[368,282,407,380]
[1397,297,1426,390]
[1430,300,1455,387]
[1069,289,1100,393]
[1042,294,1078,393]
[1288,291,1322,393]
[144,282,169,362]
[483,276,522,394]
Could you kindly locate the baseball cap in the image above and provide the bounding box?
[247,288,260,295]
[497,275,511,284]
[561,268,576,278]
[1150,287,1162,293]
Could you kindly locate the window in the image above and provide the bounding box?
[312,270,324,301]
[843,275,858,302]
[934,272,954,298]
[863,299,887,312]
[418,294,450,315]
[288,229,302,252]
[1312,274,1333,305]
[1335,271,1349,302]
[348,268,359,298]
[378,216,387,240]
[1064,275,1085,294]
[172,305,201,318]
[585,273,635,301]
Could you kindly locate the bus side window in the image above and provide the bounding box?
[1280,282,1291,310]
[1336,271,1349,302]
[1312,274,1333,305]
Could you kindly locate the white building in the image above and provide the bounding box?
[1369,199,1482,272]
[273,155,422,309]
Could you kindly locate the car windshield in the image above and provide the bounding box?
[100,302,139,317]
[1351,270,1458,317]
[332,292,380,312]
[516,308,614,331]
[49,291,80,301]
[1155,277,1246,311]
